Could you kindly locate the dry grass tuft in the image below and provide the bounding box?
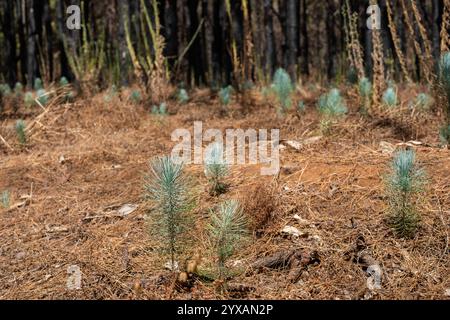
[241,181,278,234]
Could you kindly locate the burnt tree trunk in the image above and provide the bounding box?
[264,0,275,77]
[300,0,309,75]
[3,0,17,85]
[26,0,37,88]
[118,0,130,86]
[285,0,298,81]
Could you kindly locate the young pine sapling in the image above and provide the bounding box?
[14,82,23,97]
[359,77,372,113]
[219,86,232,106]
[208,200,248,282]
[15,120,27,145]
[129,90,142,104]
[24,92,34,108]
[382,87,398,108]
[385,149,426,238]
[151,102,168,116]
[36,89,48,106]
[317,88,347,134]
[272,68,294,115]
[204,142,229,196]
[144,156,194,269]
[177,89,189,104]
[34,78,43,91]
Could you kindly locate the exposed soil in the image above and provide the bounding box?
[0,87,449,299]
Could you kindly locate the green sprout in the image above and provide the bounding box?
[318,88,348,116]
[14,82,23,97]
[385,149,426,238]
[219,86,233,106]
[359,77,372,113]
[144,156,195,269]
[1,190,10,209]
[177,88,189,104]
[59,77,69,87]
[272,68,294,115]
[104,85,118,102]
[208,200,248,281]
[15,120,27,145]
[297,100,306,113]
[151,102,168,116]
[24,92,34,107]
[129,90,142,104]
[34,78,43,90]
[347,67,358,85]
[382,87,398,108]
[36,89,48,106]
[317,88,347,135]
[411,93,433,111]
[204,142,229,196]
[0,84,12,97]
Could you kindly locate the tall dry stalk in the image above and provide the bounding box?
[386,0,412,83]
[411,0,434,80]
[400,0,432,83]
[343,0,365,80]
[225,0,242,87]
[124,0,169,103]
[370,0,385,107]
[241,0,254,83]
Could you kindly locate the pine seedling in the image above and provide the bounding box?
[297,100,306,113]
[359,77,372,113]
[411,93,433,111]
[24,92,34,107]
[347,67,358,85]
[177,88,189,104]
[1,190,10,209]
[385,149,426,238]
[317,88,348,116]
[382,87,398,108]
[207,200,248,281]
[15,120,27,145]
[144,156,194,269]
[0,84,12,97]
[317,89,347,135]
[103,85,118,102]
[204,142,229,196]
[219,86,232,106]
[129,90,142,104]
[36,89,48,106]
[14,82,23,97]
[151,102,168,116]
[272,68,294,115]
[34,78,43,90]
[59,77,69,87]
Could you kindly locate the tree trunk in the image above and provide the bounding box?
[326,0,337,80]
[118,0,130,86]
[26,0,37,88]
[3,0,17,85]
[264,0,274,77]
[285,0,298,81]
[432,0,442,59]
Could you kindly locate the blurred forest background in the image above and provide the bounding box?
[0,0,449,91]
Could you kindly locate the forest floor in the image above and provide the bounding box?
[0,85,449,299]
